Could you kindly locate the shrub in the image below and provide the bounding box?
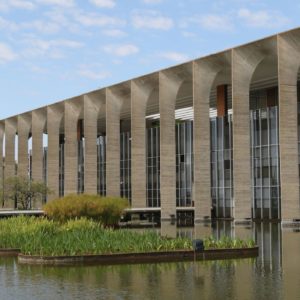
[43,194,129,226]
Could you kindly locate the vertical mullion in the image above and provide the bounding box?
[259,109,263,220]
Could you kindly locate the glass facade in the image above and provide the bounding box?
[146,126,160,207]
[97,135,106,196]
[250,88,281,219]
[120,131,131,201]
[176,121,193,207]
[210,114,233,218]
[59,135,64,197]
[77,139,84,194]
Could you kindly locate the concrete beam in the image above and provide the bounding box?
[278,30,300,220]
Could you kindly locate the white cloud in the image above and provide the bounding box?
[132,10,173,30]
[238,8,290,29]
[76,12,125,27]
[22,20,61,34]
[103,44,139,56]
[143,0,162,4]
[102,29,127,37]
[159,51,189,63]
[22,38,83,59]
[0,0,35,11]
[0,17,19,31]
[90,0,116,8]
[78,65,111,80]
[0,43,17,63]
[199,14,233,31]
[35,0,74,7]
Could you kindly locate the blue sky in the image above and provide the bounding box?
[0,0,298,119]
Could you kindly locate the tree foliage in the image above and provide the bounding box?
[0,176,51,210]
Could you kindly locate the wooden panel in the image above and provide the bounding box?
[217,85,228,117]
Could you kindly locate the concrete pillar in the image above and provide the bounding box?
[32,109,46,182]
[0,122,4,193]
[131,79,151,208]
[4,118,17,208]
[84,95,101,194]
[47,105,63,200]
[159,71,182,220]
[64,100,82,195]
[231,40,275,220]
[277,32,300,221]
[106,88,122,197]
[193,59,223,221]
[17,114,31,178]
[232,49,254,221]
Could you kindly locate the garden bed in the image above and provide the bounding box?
[17,247,258,265]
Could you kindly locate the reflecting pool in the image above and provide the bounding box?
[0,221,299,300]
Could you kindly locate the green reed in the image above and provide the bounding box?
[0,216,255,256]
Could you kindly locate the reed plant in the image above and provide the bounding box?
[0,217,255,256]
[43,194,129,226]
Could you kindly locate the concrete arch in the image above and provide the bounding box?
[83,91,105,195]
[64,97,83,196]
[131,74,158,208]
[193,51,231,221]
[17,113,31,178]
[159,63,192,220]
[47,103,64,200]
[277,29,300,221]
[105,82,130,197]
[232,36,277,221]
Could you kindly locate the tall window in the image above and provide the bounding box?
[120,131,131,201]
[97,135,106,196]
[176,121,193,207]
[250,87,280,219]
[146,126,160,207]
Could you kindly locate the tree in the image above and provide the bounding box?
[0,176,51,210]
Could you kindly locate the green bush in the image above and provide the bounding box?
[43,194,129,226]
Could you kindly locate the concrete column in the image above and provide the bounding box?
[0,123,4,193]
[4,118,17,208]
[106,88,122,197]
[131,80,150,208]
[84,95,101,194]
[231,49,254,221]
[159,71,182,220]
[47,105,63,200]
[193,60,221,221]
[32,110,46,182]
[64,101,81,195]
[277,32,300,221]
[231,41,275,220]
[17,114,31,178]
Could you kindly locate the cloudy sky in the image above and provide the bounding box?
[0,0,298,119]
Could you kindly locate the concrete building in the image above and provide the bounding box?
[1,28,300,223]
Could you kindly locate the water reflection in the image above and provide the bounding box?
[0,221,299,300]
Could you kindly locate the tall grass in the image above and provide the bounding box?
[43,194,129,226]
[0,216,192,256]
[0,217,255,256]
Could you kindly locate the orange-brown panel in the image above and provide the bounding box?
[217,85,228,117]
